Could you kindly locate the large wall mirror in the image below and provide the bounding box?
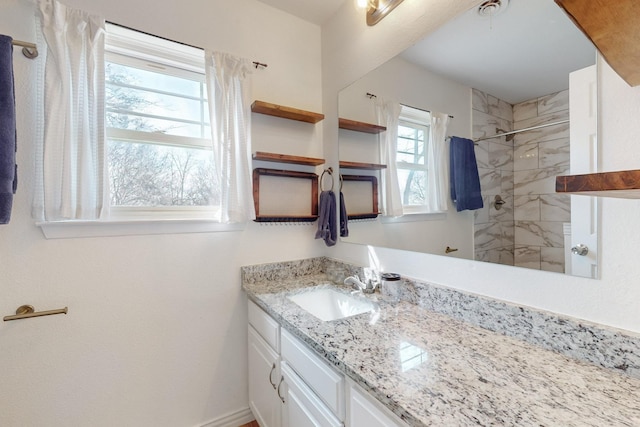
[338,0,599,278]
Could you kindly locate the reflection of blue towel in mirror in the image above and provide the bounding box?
[0,35,17,224]
[339,191,348,237]
[449,136,483,212]
[315,190,337,246]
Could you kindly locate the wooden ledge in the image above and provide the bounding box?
[556,169,640,198]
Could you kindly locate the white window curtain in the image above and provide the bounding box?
[205,51,255,223]
[425,112,450,212]
[34,0,107,221]
[376,100,403,217]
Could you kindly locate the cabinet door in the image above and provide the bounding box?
[248,326,281,427]
[347,381,406,427]
[281,362,342,427]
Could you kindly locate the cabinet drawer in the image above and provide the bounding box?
[281,328,344,420]
[348,380,407,427]
[282,362,342,427]
[248,300,280,352]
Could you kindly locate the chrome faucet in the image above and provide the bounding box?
[344,275,378,294]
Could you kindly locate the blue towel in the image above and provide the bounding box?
[339,191,348,237]
[449,136,483,212]
[0,35,17,224]
[315,190,337,246]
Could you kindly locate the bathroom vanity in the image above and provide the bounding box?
[242,258,640,426]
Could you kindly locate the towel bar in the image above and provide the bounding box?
[11,39,38,59]
[3,305,68,321]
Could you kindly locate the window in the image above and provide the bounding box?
[105,24,217,219]
[396,105,431,213]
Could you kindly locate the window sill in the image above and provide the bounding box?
[380,212,446,224]
[37,218,245,239]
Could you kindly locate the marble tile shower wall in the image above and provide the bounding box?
[471,89,571,272]
[512,91,571,272]
[472,89,515,266]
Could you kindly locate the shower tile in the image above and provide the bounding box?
[474,222,503,251]
[514,143,539,171]
[475,248,490,262]
[479,168,502,195]
[474,141,490,169]
[513,99,537,122]
[539,137,570,169]
[473,110,512,141]
[538,90,569,116]
[541,247,565,273]
[514,167,563,195]
[474,195,490,224]
[515,221,564,247]
[540,194,571,222]
[488,94,513,122]
[497,246,514,266]
[501,169,514,195]
[513,112,570,146]
[472,89,489,113]
[515,245,541,270]
[489,141,513,169]
[514,195,540,221]
[501,221,515,246]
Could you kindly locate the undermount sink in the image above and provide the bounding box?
[287,288,377,321]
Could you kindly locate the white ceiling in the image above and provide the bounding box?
[255,0,346,25]
[255,0,595,104]
[400,0,595,104]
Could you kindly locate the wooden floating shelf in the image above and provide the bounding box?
[251,100,324,124]
[339,161,387,170]
[556,169,640,198]
[555,0,640,87]
[253,151,325,166]
[338,118,386,134]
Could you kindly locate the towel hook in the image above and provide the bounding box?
[320,168,334,192]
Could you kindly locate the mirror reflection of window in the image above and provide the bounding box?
[399,340,428,372]
[397,105,431,213]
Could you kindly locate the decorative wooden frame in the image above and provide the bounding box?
[341,175,379,220]
[252,168,319,222]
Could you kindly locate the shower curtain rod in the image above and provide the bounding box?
[365,92,454,119]
[474,119,569,142]
[106,21,268,69]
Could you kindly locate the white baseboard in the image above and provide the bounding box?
[198,407,254,427]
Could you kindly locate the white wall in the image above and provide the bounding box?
[338,56,474,258]
[323,1,640,333]
[0,0,325,426]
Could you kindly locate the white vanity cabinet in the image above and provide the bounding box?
[346,380,407,427]
[248,301,282,427]
[248,300,407,427]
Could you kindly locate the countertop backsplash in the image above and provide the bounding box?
[241,256,640,379]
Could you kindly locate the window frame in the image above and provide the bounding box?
[104,24,219,221]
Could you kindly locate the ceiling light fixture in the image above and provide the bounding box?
[367,0,405,26]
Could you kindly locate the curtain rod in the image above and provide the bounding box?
[365,92,454,119]
[106,21,267,69]
[473,119,569,142]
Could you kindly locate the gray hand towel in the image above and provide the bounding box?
[0,35,17,224]
[315,190,337,247]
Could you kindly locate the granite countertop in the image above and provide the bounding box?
[243,274,640,427]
